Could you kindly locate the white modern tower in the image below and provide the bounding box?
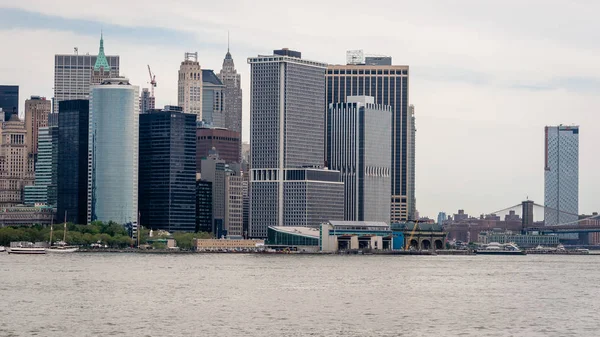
[87,77,139,225]
[544,125,579,226]
[177,52,202,117]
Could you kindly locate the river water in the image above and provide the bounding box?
[1,253,599,337]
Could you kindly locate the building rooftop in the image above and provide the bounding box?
[329,221,389,228]
[202,69,223,86]
[268,226,320,239]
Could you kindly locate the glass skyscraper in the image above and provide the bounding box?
[88,78,139,225]
[0,85,18,121]
[23,126,59,206]
[544,125,579,226]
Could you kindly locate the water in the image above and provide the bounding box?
[1,253,599,337]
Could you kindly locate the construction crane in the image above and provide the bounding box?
[404,219,420,251]
[147,65,156,97]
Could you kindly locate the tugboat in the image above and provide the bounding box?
[475,242,526,255]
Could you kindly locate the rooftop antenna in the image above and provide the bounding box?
[228,30,230,53]
[74,47,78,55]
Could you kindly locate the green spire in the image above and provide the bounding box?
[93,32,111,71]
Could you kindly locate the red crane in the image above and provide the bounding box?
[147,65,156,98]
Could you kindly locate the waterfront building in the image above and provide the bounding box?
[194,238,264,250]
[177,52,202,118]
[87,78,139,225]
[544,125,579,226]
[0,205,55,227]
[0,85,18,121]
[327,95,391,222]
[196,180,213,233]
[0,115,34,206]
[326,52,414,222]
[201,69,224,126]
[139,106,197,232]
[139,88,155,114]
[53,36,119,113]
[248,49,344,237]
[57,100,89,225]
[24,96,51,157]
[391,222,446,250]
[218,46,243,134]
[196,127,241,171]
[23,126,59,206]
[478,230,560,248]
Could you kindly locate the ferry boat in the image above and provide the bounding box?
[526,244,590,255]
[7,242,46,254]
[475,242,526,255]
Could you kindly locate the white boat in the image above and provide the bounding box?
[46,212,78,253]
[0,246,6,252]
[7,243,46,254]
[46,246,78,253]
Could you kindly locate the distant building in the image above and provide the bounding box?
[0,85,18,121]
[218,47,243,134]
[478,230,560,248]
[248,49,344,237]
[196,127,241,171]
[139,88,155,114]
[326,53,414,223]
[225,169,244,236]
[57,100,89,224]
[90,34,113,86]
[437,212,447,225]
[24,96,51,157]
[196,180,213,233]
[177,52,202,118]
[23,126,59,206]
[201,69,224,126]
[327,96,391,223]
[88,78,139,225]
[454,209,469,222]
[139,106,197,232]
[53,36,119,113]
[0,205,55,227]
[201,155,226,233]
[0,115,34,206]
[544,125,579,226]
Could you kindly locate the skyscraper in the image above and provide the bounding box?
[544,125,579,226]
[24,96,51,157]
[248,49,344,237]
[327,96,391,223]
[88,78,139,225]
[57,100,89,225]
[23,126,59,206]
[139,88,155,114]
[0,85,18,121]
[53,35,119,113]
[218,46,242,134]
[0,115,34,206]
[177,52,202,117]
[196,180,213,233]
[326,52,413,222]
[90,33,113,85]
[138,106,197,232]
[201,69,224,126]
[196,127,241,172]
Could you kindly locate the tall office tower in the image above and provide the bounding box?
[200,154,226,233]
[326,51,412,222]
[544,125,579,226]
[177,52,202,117]
[225,168,243,236]
[407,104,416,220]
[196,126,241,172]
[196,180,213,233]
[139,106,197,232]
[23,126,59,206]
[53,36,119,113]
[248,49,344,237]
[0,85,18,121]
[88,78,139,225]
[242,172,250,238]
[201,69,224,126]
[139,88,155,114]
[90,33,113,85]
[218,46,242,134]
[327,96,391,223]
[57,100,89,225]
[24,96,51,156]
[0,115,34,206]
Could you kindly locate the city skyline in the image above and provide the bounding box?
[1,1,599,218]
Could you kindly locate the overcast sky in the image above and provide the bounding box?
[1,0,598,219]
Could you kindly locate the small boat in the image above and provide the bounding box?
[0,246,6,253]
[7,242,46,254]
[46,212,78,253]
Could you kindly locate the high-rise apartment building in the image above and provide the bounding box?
[88,78,139,225]
[248,49,344,237]
[138,106,197,232]
[196,127,241,172]
[57,100,89,225]
[139,88,155,114]
[0,115,34,206]
[177,52,202,117]
[326,52,413,222]
[544,125,579,226]
[225,169,244,236]
[201,69,224,126]
[327,96,391,223]
[0,85,18,121]
[24,96,51,156]
[23,126,59,206]
[53,35,119,113]
[218,47,242,134]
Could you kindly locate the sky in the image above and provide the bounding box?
[0,0,599,219]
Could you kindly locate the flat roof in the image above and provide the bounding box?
[328,221,389,228]
[268,226,320,239]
